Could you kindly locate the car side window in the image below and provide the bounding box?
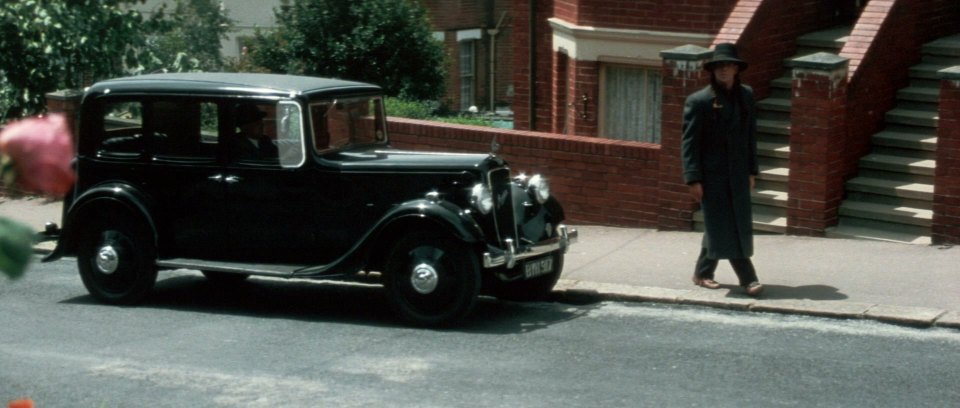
[150,100,218,160]
[230,102,280,165]
[98,101,145,159]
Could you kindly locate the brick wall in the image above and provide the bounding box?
[512,0,555,131]
[657,46,711,231]
[787,56,849,236]
[388,117,661,227]
[715,0,858,100]
[933,69,960,244]
[555,0,736,33]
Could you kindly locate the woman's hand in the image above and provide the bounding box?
[688,182,703,203]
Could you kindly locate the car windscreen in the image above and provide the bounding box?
[310,96,387,153]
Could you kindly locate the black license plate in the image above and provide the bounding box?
[523,256,554,279]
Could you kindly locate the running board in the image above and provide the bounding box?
[157,258,306,277]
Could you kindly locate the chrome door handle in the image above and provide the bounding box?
[223,175,242,183]
[208,174,223,182]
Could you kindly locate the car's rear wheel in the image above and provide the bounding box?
[383,231,480,326]
[492,253,564,301]
[77,217,157,304]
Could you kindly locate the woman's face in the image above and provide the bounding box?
[713,62,740,90]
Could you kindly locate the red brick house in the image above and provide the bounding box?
[50,0,960,245]
[402,0,960,245]
[423,0,515,113]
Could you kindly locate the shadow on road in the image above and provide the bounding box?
[60,272,591,334]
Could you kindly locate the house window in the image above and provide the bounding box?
[601,65,661,144]
[459,40,476,111]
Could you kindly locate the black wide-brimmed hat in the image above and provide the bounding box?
[236,103,267,125]
[704,43,748,71]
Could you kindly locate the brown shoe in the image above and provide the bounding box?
[745,282,764,296]
[692,276,721,289]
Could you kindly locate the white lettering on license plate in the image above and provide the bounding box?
[523,256,554,279]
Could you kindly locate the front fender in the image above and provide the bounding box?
[43,183,157,262]
[377,198,485,243]
[293,198,484,278]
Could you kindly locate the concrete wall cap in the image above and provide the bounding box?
[791,52,849,70]
[660,45,712,61]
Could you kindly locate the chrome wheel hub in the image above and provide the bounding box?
[410,263,439,294]
[95,245,119,274]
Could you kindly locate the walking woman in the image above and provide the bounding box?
[681,43,763,296]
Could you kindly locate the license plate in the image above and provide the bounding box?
[523,256,554,279]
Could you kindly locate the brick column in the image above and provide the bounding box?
[657,45,712,231]
[45,90,83,145]
[932,66,960,245]
[787,53,849,236]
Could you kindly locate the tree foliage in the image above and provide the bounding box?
[0,0,149,120]
[249,0,446,100]
[0,0,232,122]
[142,0,233,73]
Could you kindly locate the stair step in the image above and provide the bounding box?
[757,119,791,136]
[846,176,934,201]
[910,62,956,80]
[897,86,940,103]
[826,218,931,245]
[757,141,790,159]
[885,108,938,128]
[758,165,789,183]
[757,97,791,113]
[752,188,788,207]
[692,206,787,234]
[860,153,936,176]
[770,76,793,90]
[923,34,960,57]
[839,200,932,227]
[796,26,851,51]
[872,130,937,151]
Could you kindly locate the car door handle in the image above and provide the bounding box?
[208,174,242,183]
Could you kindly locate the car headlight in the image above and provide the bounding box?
[527,174,550,204]
[470,183,493,214]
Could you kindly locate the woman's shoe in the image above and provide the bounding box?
[745,282,764,296]
[692,276,721,289]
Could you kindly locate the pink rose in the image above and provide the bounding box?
[0,114,76,197]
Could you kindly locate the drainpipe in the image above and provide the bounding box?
[488,12,507,113]
[528,0,537,129]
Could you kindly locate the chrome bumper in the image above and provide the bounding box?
[483,224,578,269]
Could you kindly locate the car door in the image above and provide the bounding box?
[221,100,324,265]
[140,98,229,260]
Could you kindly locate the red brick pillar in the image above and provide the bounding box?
[657,45,712,230]
[932,66,960,245]
[787,53,849,236]
[45,90,83,145]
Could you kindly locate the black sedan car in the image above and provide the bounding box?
[45,73,577,326]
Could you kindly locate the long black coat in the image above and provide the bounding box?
[681,84,759,259]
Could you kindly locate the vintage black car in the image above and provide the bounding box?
[45,73,577,325]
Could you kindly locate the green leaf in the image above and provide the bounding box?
[0,216,35,280]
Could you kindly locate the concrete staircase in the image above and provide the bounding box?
[694,26,852,234]
[828,34,960,244]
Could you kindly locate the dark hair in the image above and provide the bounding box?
[709,72,749,127]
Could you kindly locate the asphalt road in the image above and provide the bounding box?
[2,258,959,407]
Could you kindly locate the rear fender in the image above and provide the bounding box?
[44,183,157,262]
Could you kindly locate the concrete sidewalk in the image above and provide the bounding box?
[3,197,959,329]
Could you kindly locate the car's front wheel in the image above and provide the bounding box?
[77,217,157,304]
[383,231,480,326]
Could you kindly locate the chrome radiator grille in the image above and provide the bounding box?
[488,168,517,245]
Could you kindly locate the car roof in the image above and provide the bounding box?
[86,73,382,98]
